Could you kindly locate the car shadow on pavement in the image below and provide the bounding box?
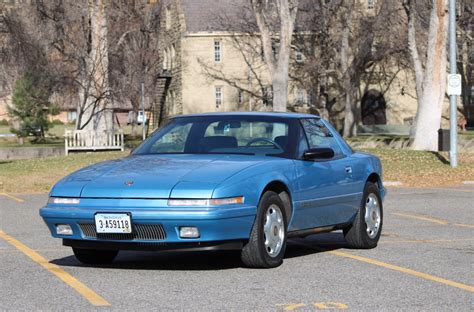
[50,232,347,270]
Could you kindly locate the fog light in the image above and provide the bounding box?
[56,224,73,236]
[179,227,200,238]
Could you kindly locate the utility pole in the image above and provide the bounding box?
[448,0,459,168]
[141,82,146,141]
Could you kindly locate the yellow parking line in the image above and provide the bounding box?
[0,193,25,203]
[454,223,474,228]
[276,303,306,311]
[392,213,449,225]
[393,212,474,228]
[0,230,110,306]
[328,250,474,293]
[382,238,474,244]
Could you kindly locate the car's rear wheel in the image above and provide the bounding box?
[241,191,287,268]
[72,248,119,264]
[344,182,383,248]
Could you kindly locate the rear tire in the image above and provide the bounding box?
[72,248,118,264]
[344,182,383,249]
[241,191,287,268]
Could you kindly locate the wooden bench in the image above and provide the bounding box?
[357,124,411,136]
[65,130,124,156]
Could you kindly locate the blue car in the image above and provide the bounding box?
[40,112,384,268]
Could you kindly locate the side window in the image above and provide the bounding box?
[149,123,192,153]
[300,119,343,157]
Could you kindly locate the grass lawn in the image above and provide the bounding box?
[364,149,474,187]
[0,149,473,194]
[0,151,127,194]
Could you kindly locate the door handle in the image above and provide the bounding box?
[345,166,353,174]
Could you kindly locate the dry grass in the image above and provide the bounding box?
[0,151,127,194]
[0,149,473,194]
[365,149,474,187]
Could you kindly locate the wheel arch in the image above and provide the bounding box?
[261,181,293,223]
[366,172,382,190]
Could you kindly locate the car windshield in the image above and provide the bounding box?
[133,115,294,158]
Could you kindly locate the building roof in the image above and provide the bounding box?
[180,0,317,33]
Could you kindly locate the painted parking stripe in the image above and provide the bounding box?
[454,223,474,228]
[328,250,474,293]
[393,212,474,228]
[0,193,25,203]
[392,212,449,225]
[276,303,306,311]
[382,238,474,244]
[0,230,110,306]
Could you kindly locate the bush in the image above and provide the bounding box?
[50,119,64,125]
[0,119,9,126]
[8,72,59,140]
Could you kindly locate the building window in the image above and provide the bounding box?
[215,86,223,108]
[261,43,278,61]
[262,86,272,107]
[214,40,222,63]
[296,88,306,105]
[367,0,375,9]
[238,90,244,106]
[67,111,77,122]
[167,47,171,70]
[170,90,177,115]
[296,50,304,63]
[162,49,168,70]
[272,43,278,59]
[165,6,172,30]
[171,44,176,69]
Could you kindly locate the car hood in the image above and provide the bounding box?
[51,154,265,199]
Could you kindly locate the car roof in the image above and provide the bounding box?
[173,111,319,119]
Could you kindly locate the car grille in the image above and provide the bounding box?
[79,223,167,241]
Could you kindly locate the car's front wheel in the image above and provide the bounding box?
[241,191,287,268]
[344,182,383,248]
[72,248,119,264]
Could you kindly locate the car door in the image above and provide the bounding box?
[290,118,360,231]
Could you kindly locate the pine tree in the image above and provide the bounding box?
[8,72,58,142]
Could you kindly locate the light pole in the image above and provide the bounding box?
[141,82,146,141]
[448,0,458,168]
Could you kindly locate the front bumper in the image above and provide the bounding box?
[40,201,257,248]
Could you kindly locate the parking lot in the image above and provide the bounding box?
[0,186,472,311]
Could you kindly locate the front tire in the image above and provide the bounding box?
[241,191,287,268]
[344,182,383,249]
[72,248,119,264]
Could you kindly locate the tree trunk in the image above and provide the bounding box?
[272,66,290,112]
[251,0,297,113]
[411,0,447,151]
[80,0,111,141]
[341,5,355,137]
[343,89,356,137]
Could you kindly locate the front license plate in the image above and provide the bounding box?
[95,213,132,234]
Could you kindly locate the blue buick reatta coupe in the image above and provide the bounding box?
[40,112,384,268]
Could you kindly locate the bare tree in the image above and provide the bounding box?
[251,0,298,112]
[292,0,407,136]
[457,0,472,122]
[403,0,448,151]
[81,0,112,134]
[28,0,113,133]
[109,1,161,137]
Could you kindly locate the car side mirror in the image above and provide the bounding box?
[303,148,335,160]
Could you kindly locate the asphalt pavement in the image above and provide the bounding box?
[0,186,473,311]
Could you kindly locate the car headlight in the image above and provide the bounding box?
[48,197,80,205]
[168,196,244,206]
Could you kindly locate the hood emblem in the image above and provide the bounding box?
[124,180,134,186]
